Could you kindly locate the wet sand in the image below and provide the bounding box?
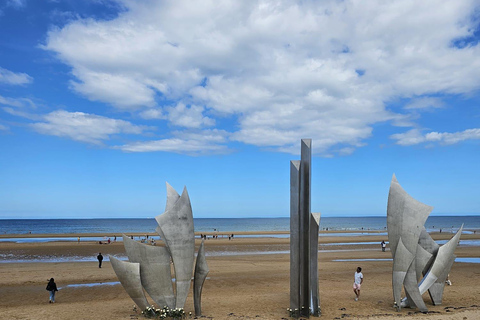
[0,233,478,320]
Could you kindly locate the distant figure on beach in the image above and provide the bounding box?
[77,237,80,243]
[353,267,363,301]
[46,278,58,303]
[446,274,452,286]
[381,240,386,252]
[231,234,234,239]
[97,253,103,268]
[114,235,116,242]
[107,238,111,244]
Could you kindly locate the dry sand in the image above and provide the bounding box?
[0,233,478,320]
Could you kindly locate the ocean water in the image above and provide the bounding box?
[0,216,478,235]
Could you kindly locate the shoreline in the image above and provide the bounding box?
[1,229,476,239]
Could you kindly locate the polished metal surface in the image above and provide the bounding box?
[419,226,463,300]
[289,160,301,314]
[194,240,209,316]
[387,174,462,312]
[309,212,321,316]
[109,256,150,310]
[123,234,175,308]
[289,139,320,318]
[155,186,195,309]
[111,183,208,314]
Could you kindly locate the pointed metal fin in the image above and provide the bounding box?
[194,240,209,316]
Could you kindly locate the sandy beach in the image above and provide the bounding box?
[0,233,478,320]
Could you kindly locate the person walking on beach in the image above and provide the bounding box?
[381,240,386,252]
[353,267,363,301]
[46,278,58,303]
[97,252,103,268]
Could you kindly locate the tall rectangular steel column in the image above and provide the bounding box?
[299,139,311,317]
[290,139,320,318]
[309,212,321,316]
[289,160,301,315]
[299,139,312,317]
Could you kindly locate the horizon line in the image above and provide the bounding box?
[1,214,479,220]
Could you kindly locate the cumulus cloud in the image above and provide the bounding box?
[139,108,165,120]
[0,67,33,85]
[118,129,230,155]
[165,103,214,128]
[31,110,148,145]
[42,0,480,154]
[69,70,157,109]
[391,128,480,146]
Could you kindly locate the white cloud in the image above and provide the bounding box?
[404,97,445,110]
[0,95,39,119]
[391,128,480,146]
[390,129,426,146]
[0,67,33,85]
[0,95,34,108]
[118,129,229,155]
[69,70,157,109]
[139,108,165,120]
[31,110,148,145]
[2,106,39,120]
[0,123,9,131]
[166,103,214,128]
[43,0,480,154]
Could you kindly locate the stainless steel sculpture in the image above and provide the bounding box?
[290,139,321,317]
[110,256,150,310]
[122,234,175,308]
[194,240,209,316]
[110,183,207,314]
[155,185,195,309]
[387,174,462,312]
[418,226,463,305]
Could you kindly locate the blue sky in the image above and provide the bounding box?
[0,0,479,219]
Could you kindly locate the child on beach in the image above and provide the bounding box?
[353,267,363,301]
[46,278,58,303]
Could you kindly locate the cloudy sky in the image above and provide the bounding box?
[1,0,479,219]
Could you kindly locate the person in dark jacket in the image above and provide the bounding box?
[46,278,58,303]
[97,252,103,268]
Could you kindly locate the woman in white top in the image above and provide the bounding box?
[353,267,363,301]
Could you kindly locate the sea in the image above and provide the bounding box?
[0,216,478,235]
[1,216,479,263]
